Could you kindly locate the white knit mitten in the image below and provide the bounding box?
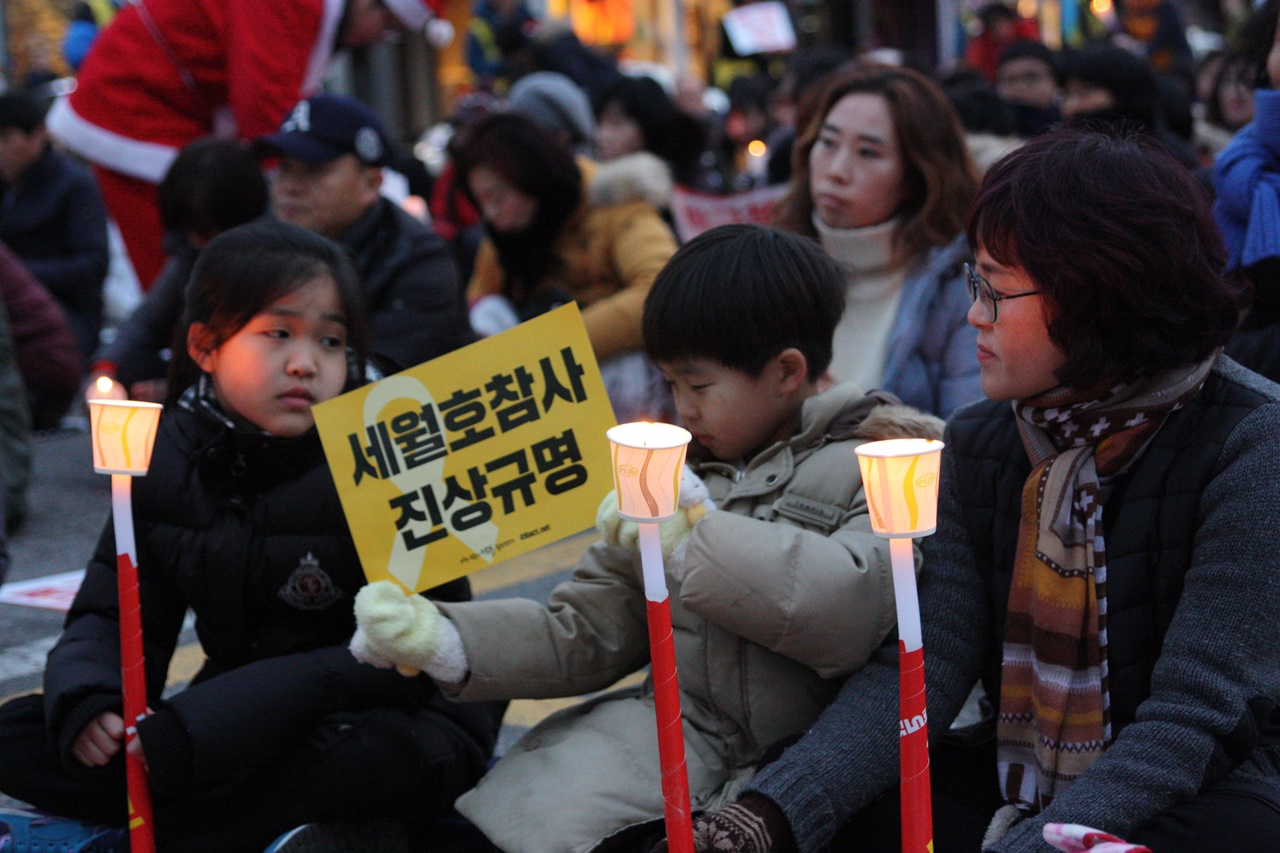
[351,581,469,683]
[468,295,519,338]
[595,466,716,582]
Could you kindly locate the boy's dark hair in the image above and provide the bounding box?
[643,224,845,381]
[158,137,269,240]
[968,127,1245,388]
[167,221,367,403]
[0,92,46,133]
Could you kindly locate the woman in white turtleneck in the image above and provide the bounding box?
[775,64,984,418]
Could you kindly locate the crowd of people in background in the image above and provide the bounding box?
[0,0,1279,850]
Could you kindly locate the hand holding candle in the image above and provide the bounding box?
[606,422,695,853]
[88,392,162,853]
[854,438,944,853]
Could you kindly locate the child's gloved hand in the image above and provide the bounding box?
[596,466,716,581]
[350,580,443,678]
[468,294,519,338]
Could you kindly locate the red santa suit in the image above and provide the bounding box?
[46,0,348,289]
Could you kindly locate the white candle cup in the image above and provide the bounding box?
[607,422,692,523]
[88,399,163,476]
[854,439,944,539]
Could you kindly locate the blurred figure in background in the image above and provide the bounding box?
[427,93,497,287]
[1061,42,1197,168]
[458,113,677,422]
[719,74,776,189]
[1215,0,1280,382]
[964,2,1041,82]
[466,0,535,93]
[941,70,1023,174]
[774,64,983,419]
[1204,53,1257,134]
[88,137,269,404]
[995,39,1062,137]
[0,242,78,432]
[61,0,120,71]
[0,91,107,369]
[593,74,709,191]
[46,0,442,292]
[498,19,623,104]
[1116,0,1194,76]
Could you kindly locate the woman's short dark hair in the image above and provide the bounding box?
[968,128,1244,388]
[643,224,845,381]
[774,64,979,262]
[452,112,583,295]
[167,221,367,402]
[453,111,582,210]
[158,137,269,240]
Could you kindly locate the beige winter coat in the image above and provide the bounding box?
[437,384,944,852]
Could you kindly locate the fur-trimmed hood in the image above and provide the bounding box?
[585,151,674,210]
[795,383,945,452]
[853,403,946,442]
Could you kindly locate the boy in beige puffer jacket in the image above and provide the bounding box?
[351,224,944,853]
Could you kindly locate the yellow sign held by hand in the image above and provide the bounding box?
[314,304,617,593]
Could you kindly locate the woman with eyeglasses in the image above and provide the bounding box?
[662,128,1280,853]
[774,63,983,419]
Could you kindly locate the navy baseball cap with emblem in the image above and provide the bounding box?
[254,93,392,168]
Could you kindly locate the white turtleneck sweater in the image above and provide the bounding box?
[813,215,908,392]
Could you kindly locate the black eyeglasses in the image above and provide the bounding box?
[964,263,1042,322]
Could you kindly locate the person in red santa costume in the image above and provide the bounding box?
[46,0,450,291]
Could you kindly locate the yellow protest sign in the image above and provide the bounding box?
[314,304,617,592]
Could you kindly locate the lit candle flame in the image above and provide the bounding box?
[748,140,767,158]
[96,376,115,396]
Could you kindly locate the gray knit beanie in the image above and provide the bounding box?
[507,72,595,146]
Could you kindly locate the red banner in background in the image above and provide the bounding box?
[670,184,788,244]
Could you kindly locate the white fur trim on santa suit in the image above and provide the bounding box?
[47,0,346,185]
[383,0,432,28]
[46,98,179,184]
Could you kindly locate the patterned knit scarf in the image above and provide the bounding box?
[997,356,1215,811]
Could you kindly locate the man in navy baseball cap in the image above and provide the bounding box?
[255,93,392,169]
[254,93,394,239]
[254,92,475,373]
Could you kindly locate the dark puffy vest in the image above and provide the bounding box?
[947,360,1271,735]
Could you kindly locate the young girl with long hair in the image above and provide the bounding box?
[0,221,498,853]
